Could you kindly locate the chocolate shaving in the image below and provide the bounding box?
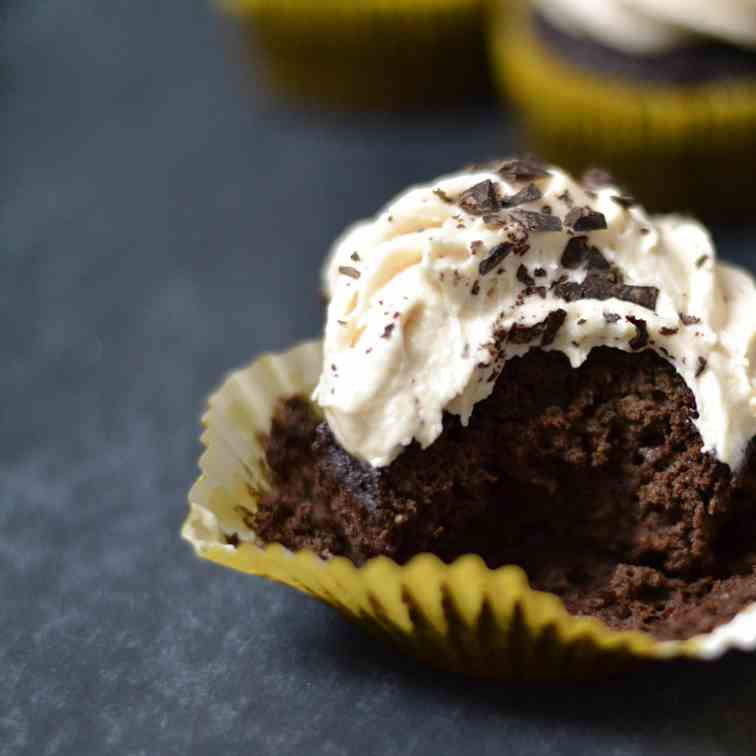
[432,188,453,203]
[696,357,708,378]
[660,327,679,336]
[554,272,659,311]
[479,242,513,276]
[696,255,709,268]
[471,280,480,296]
[511,209,563,232]
[534,267,547,278]
[501,183,542,208]
[224,533,240,547]
[561,236,590,269]
[507,309,567,347]
[680,313,701,326]
[603,312,621,324]
[350,252,361,262]
[381,323,395,339]
[565,206,608,232]
[459,180,499,215]
[516,265,535,287]
[582,168,616,190]
[496,157,551,181]
[611,195,636,208]
[338,266,361,279]
[626,316,649,350]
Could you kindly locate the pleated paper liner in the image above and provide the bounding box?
[183,340,756,680]
[221,0,492,109]
[489,3,756,221]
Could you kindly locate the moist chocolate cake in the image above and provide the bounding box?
[257,348,756,641]
[252,159,756,642]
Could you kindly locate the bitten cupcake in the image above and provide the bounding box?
[491,1,756,220]
[185,158,756,679]
[223,0,492,108]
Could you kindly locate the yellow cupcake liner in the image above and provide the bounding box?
[183,340,756,680]
[489,3,756,217]
[221,0,492,108]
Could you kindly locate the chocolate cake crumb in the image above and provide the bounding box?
[479,242,513,276]
[626,315,649,350]
[338,266,361,279]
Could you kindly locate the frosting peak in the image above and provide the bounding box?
[313,161,756,470]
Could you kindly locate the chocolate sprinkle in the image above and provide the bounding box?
[507,309,567,347]
[338,266,361,279]
[501,183,542,208]
[660,327,679,336]
[381,323,395,339]
[680,313,701,326]
[626,316,649,350]
[696,357,708,378]
[603,312,621,324]
[516,265,535,287]
[479,242,513,276]
[459,180,499,215]
[511,209,563,232]
[565,206,608,232]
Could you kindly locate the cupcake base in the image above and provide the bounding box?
[491,5,756,220]
[183,341,756,679]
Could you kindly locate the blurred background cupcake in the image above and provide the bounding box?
[491,0,756,220]
[225,0,494,109]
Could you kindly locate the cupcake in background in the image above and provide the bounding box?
[491,0,756,220]
[224,0,493,109]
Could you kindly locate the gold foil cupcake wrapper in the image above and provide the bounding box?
[489,3,756,217]
[221,0,491,109]
[183,340,756,679]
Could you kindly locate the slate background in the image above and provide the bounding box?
[3,2,756,754]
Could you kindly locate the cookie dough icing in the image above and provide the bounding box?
[534,0,756,55]
[314,160,756,469]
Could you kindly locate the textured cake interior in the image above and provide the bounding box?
[255,347,756,640]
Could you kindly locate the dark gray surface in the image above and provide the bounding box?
[3,2,756,754]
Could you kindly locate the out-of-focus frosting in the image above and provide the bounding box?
[534,0,756,55]
[313,161,756,470]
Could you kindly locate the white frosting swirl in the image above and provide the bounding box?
[535,0,756,54]
[313,164,756,470]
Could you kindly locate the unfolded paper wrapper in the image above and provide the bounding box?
[183,341,756,680]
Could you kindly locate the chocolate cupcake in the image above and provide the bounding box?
[185,159,756,678]
[491,1,756,220]
[223,0,492,109]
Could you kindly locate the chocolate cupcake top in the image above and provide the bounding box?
[314,159,756,469]
[535,0,756,55]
